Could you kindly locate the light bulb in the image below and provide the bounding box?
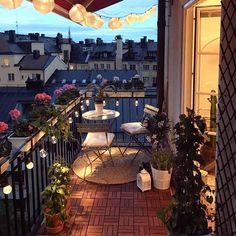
[116,100,119,107]
[51,135,57,144]
[68,117,73,124]
[3,184,12,195]
[80,105,84,111]
[39,148,48,158]
[0,0,23,9]
[103,100,106,107]
[108,18,123,29]
[32,0,55,14]
[85,12,97,27]
[93,15,104,29]
[69,4,86,23]
[85,99,90,106]
[135,99,139,107]
[75,111,79,117]
[26,161,34,170]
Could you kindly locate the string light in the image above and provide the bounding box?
[0,0,23,9]
[26,159,34,170]
[69,4,86,24]
[93,15,104,29]
[85,99,90,106]
[39,148,48,158]
[51,135,57,144]
[32,0,55,14]
[68,117,73,124]
[80,105,84,111]
[108,18,123,29]
[103,100,106,107]
[116,99,119,107]
[135,99,139,107]
[3,184,12,195]
[75,111,79,117]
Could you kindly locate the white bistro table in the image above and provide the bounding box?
[82,109,120,122]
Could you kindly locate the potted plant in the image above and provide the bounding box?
[143,112,171,189]
[42,183,69,234]
[8,108,35,151]
[29,93,72,143]
[157,109,214,236]
[54,84,80,108]
[0,122,12,159]
[86,79,115,114]
[151,148,173,190]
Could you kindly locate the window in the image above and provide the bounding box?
[63,50,69,63]
[101,64,104,69]
[143,65,149,70]
[123,64,127,70]
[143,77,149,83]
[2,58,9,66]
[153,65,157,71]
[103,53,107,58]
[8,73,15,81]
[94,64,98,69]
[130,64,136,70]
[106,64,110,70]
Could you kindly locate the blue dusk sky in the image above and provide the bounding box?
[0,0,157,43]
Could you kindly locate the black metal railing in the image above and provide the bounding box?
[0,92,157,235]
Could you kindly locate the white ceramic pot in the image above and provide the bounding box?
[151,164,172,190]
[95,102,103,114]
[8,134,30,152]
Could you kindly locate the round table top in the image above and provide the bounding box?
[82,109,120,121]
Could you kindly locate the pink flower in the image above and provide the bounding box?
[28,125,33,131]
[9,109,21,120]
[63,84,76,91]
[0,122,8,133]
[54,88,63,95]
[35,93,52,101]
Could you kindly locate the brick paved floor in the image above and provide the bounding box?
[38,173,171,236]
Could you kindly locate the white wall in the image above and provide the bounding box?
[31,42,44,55]
[0,55,24,87]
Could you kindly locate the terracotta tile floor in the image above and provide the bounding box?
[38,173,171,236]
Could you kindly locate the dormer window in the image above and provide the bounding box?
[103,52,107,58]
[2,58,9,67]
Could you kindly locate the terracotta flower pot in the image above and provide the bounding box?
[44,210,64,234]
[46,221,64,234]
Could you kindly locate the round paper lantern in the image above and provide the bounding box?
[85,12,97,27]
[33,0,55,14]
[125,14,136,25]
[3,184,12,195]
[150,6,157,15]
[69,4,87,24]
[108,18,123,30]
[93,15,104,29]
[0,0,23,9]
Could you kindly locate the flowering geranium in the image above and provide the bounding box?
[9,108,35,137]
[9,109,21,120]
[35,93,52,102]
[54,84,80,105]
[0,122,8,133]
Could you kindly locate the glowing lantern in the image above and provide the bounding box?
[32,0,55,14]
[26,161,34,170]
[150,6,157,15]
[108,18,123,30]
[85,12,97,27]
[69,4,87,24]
[93,15,104,29]
[125,14,137,25]
[3,184,12,195]
[0,0,23,9]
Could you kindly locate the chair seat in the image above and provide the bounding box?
[121,122,149,135]
[82,132,115,148]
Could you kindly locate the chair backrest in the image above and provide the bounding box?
[77,123,111,134]
[143,104,159,117]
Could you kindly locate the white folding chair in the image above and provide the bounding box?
[120,104,159,161]
[77,123,115,176]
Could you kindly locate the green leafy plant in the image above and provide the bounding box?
[157,108,214,236]
[87,79,115,103]
[0,138,12,157]
[151,148,173,171]
[42,183,69,227]
[48,161,71,186]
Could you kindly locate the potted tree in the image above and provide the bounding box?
[143,112,172,190]
[151,148,173,190]
[42,183,69,234]
[86,79,115,114]
[157,109,214,236]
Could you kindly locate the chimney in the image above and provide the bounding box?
[96,38,103,46]
[9,30,16,43]
[33,50,40,59]
[140,36,147,48]
[115,35,123,70]
[56,33,63,46]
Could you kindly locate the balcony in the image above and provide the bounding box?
[0,93,171,236]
